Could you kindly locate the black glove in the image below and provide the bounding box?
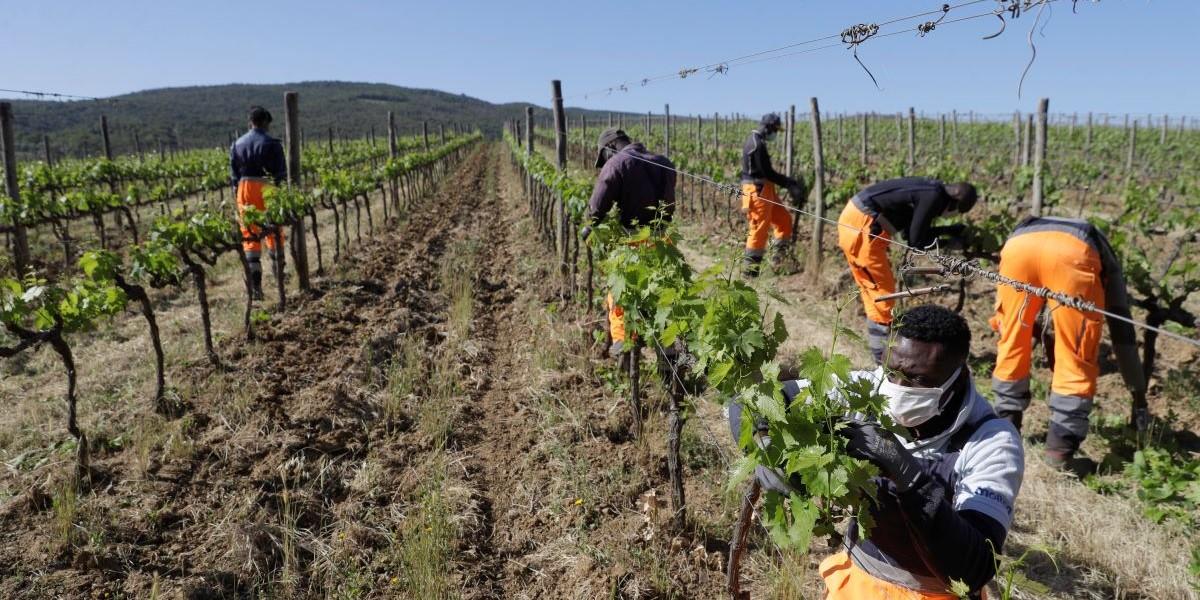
[837,420,925,492]
[580,225,592,241]
[786,182,806,205]
[930,223,967,239]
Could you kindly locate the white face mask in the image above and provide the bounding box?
[878,366,962,428]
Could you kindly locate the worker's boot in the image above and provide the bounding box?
[1044,425,1093,476]
[742,254,764,278]
[609,340,631,372]
[769,239,797,275]
[248,259,265,301]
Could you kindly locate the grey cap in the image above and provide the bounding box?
[595,127,629,168]
[759,113,782,132]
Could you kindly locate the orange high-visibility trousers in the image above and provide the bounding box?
[837,201,896,325]
[990,230,1106,402]
[236,179,283,256]
[820,552,975,599]
[606,292,627,345]
[743,182,792,257]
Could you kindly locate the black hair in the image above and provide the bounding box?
[249,106,273,127]
[945,182,978,212]
[895,304,971,358]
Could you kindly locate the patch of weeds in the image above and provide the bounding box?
[52,477,80,549]
[384,334,424,431]
[760,548,809,600]
[250,308,272,327]
[394,462,459,600]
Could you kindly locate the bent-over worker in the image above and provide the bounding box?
[838,177,977,364]
[582,127,677,358]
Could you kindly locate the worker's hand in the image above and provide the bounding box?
[786,183,806,205]
[580,225,592,241]
[836,419,924,492]
[930,224,968,239]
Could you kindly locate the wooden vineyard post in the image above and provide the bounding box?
[1032,97,1049,216]
[439,123,446,145]
[388,111,399,216]
[1012,111,1021,167]
[951,109,959,151]
[664,104,671,156]
[695,114,703,156]
[101,115,113,160]
[786,105,802,252]
[727,479,762,600]
[422,121,430,151]
[938,114,946,157]
[284,91,311,293]
[580,115,588,170]
[665,348,687,530]
[860,113,868,164]
[1126,119,1137,173]
[806,98,825,283]
[1160,114,1168,145]
[1,103,31,274]
[906,107,916,171]
[134,131,144,161]
[43,134,53,166]
[525,107,534,157]
[713,112,719,157]
[327,127,334,156]
[550,80,569,299]
[1022,113,1033,167]
[1085,112,1094,158]
[628,340,643,439]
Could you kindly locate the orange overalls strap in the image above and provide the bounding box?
[236,177,283,256]
[837,199,897,325]
[742,182,793,257]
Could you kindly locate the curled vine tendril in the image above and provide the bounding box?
[841,23,882,89]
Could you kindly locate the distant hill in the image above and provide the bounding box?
[2,81,628,161]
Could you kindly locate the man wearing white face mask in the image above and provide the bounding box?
[729,305,1024,598]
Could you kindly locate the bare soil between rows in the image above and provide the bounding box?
[0,146,492,598]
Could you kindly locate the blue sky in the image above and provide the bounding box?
[3,1,1197,117]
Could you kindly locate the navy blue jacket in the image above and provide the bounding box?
[230,128,286,192]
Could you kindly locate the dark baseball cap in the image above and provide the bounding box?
[760,113,782,132]
[595,127,630,168]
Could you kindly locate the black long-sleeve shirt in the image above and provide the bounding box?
[856,177,953,249]
[585,143,676,229]
[740,130,794,188]
[230,128,287,192]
